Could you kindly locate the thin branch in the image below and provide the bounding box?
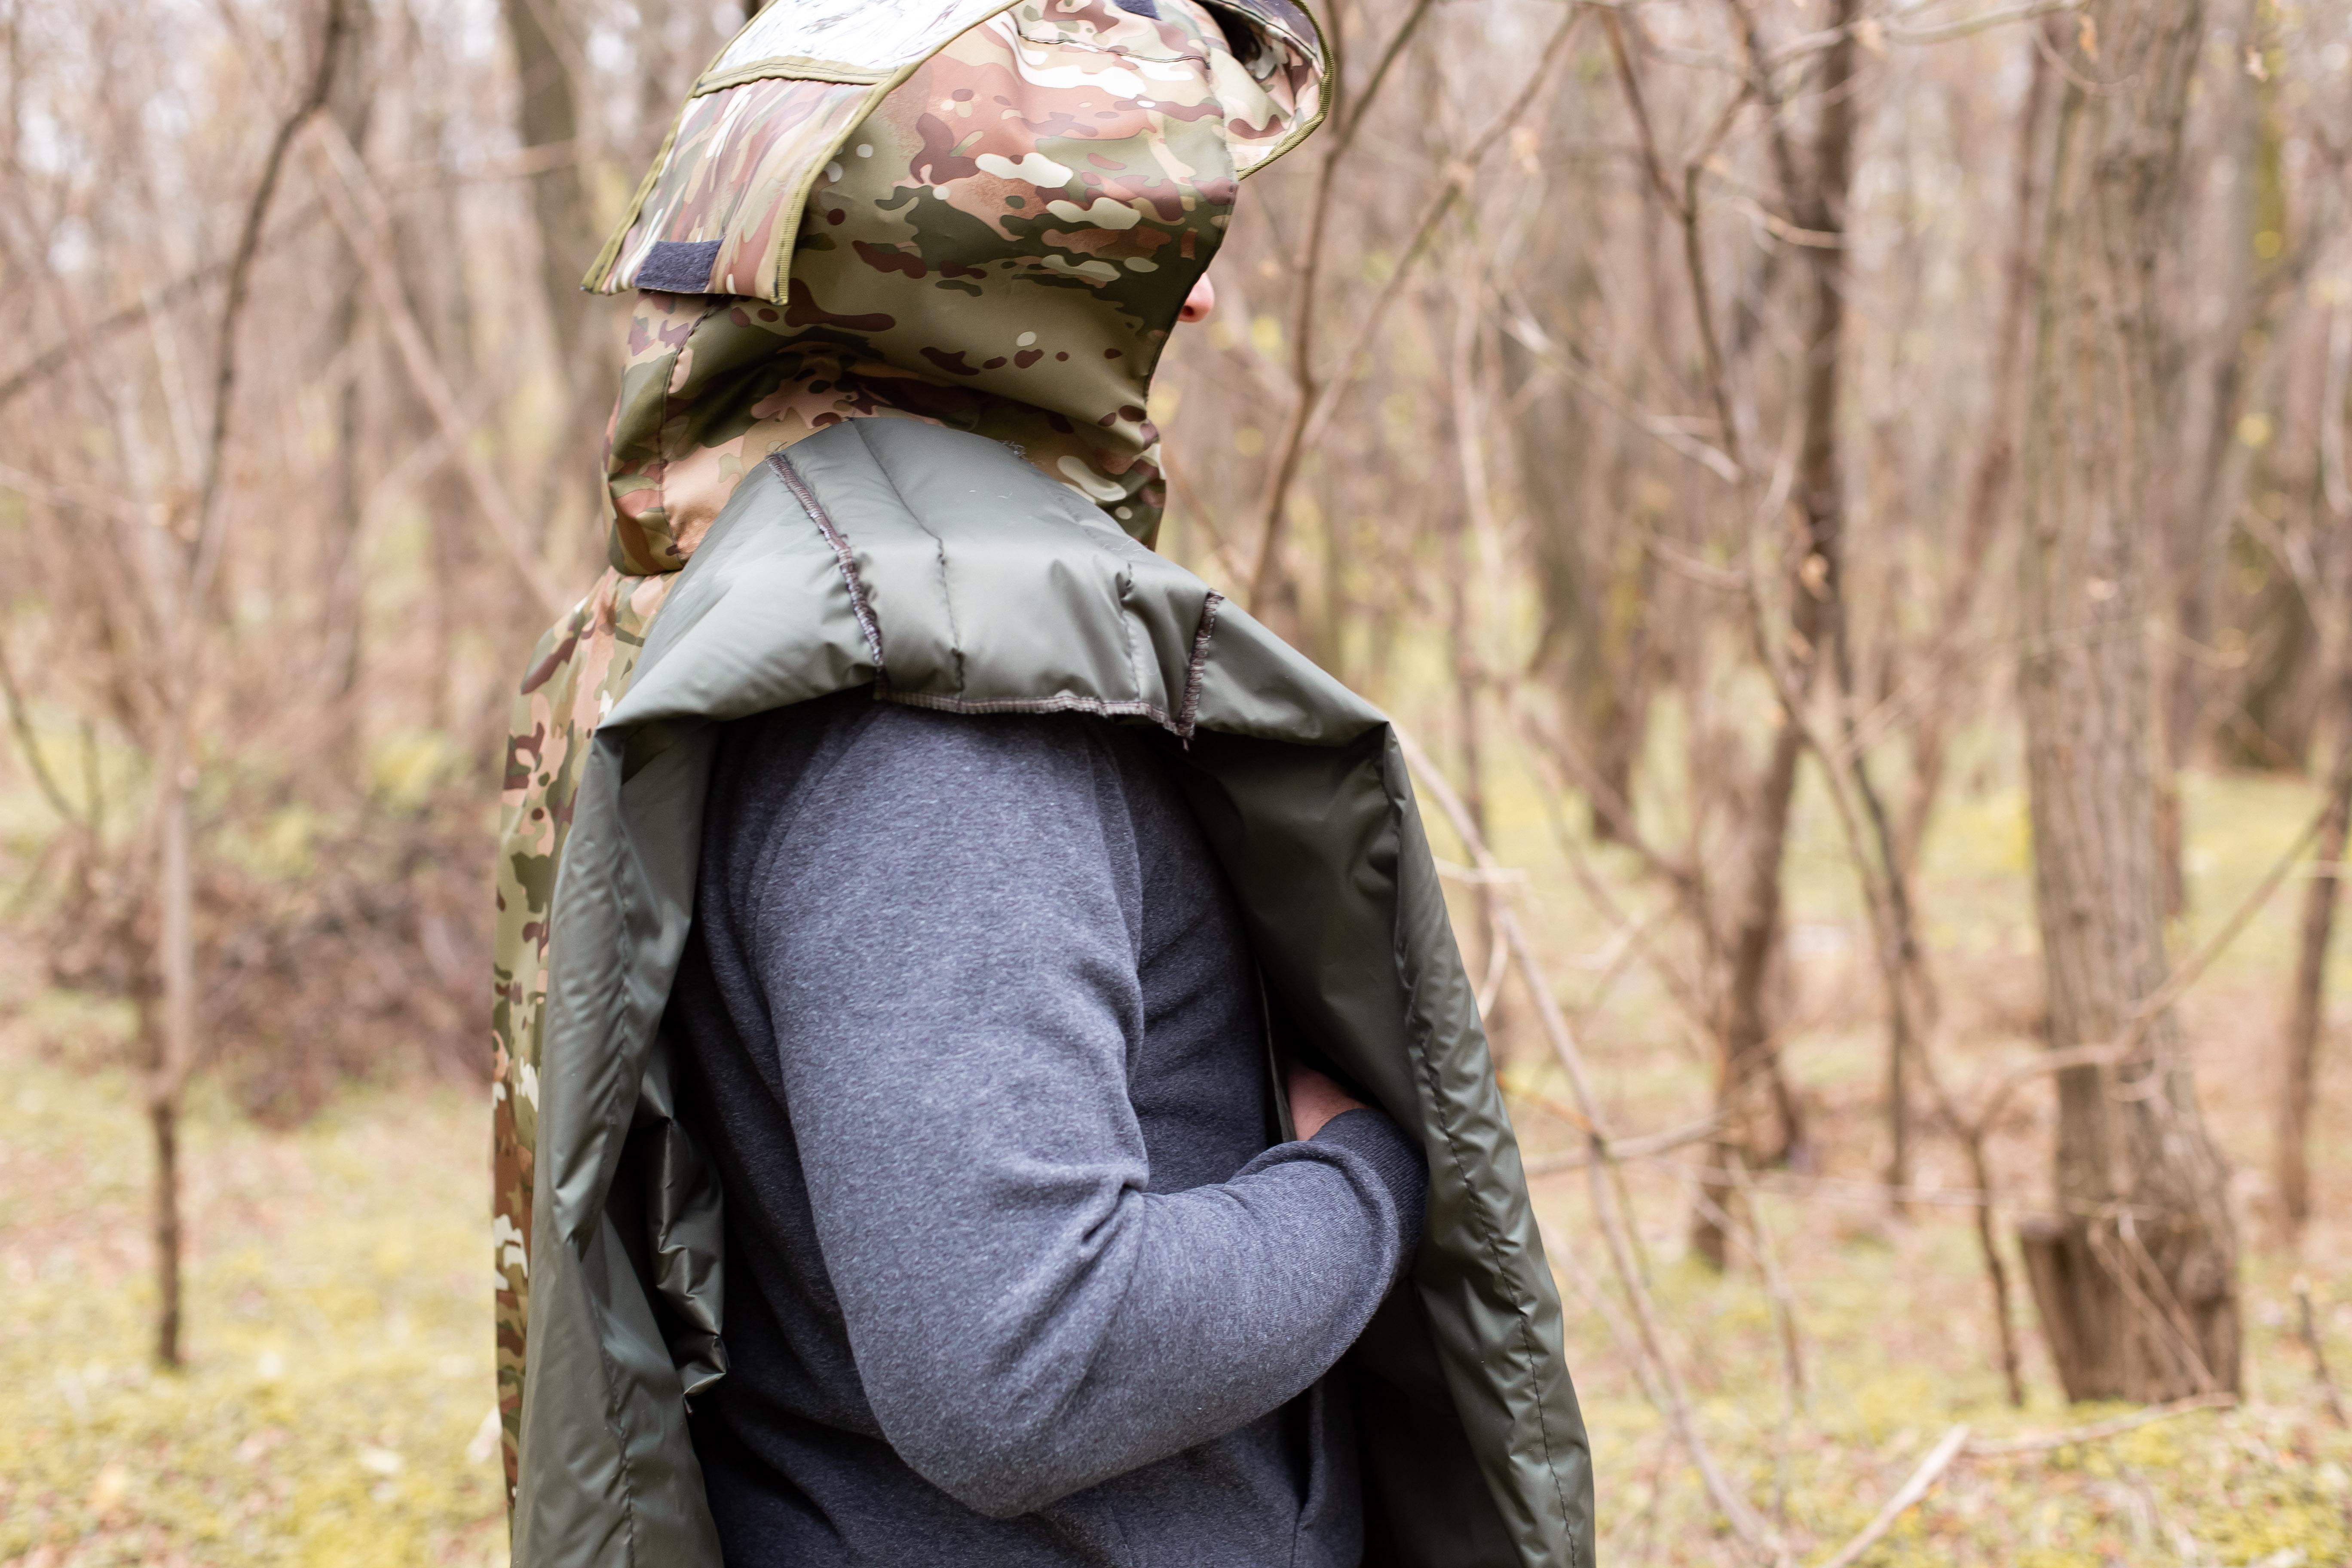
[1962,1393,2234,1455]
[1728,1148,1807,1408]
[1329,0,1436,156]
[192,0,352,603]
[312,121,571,618]
[1251,5,1587,601]
[2294,1277,2348,1427]
[1602,8,1685,215]
[0,220,305,410]
[1500,308,1743,483]
[0,632,86,825]
[1813,1424,1970,1568]
[1889,0,2081,45]
[1522,1112,1728,1172]
[1243,0,1441,605]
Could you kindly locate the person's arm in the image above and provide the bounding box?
[743,709,1423,1517]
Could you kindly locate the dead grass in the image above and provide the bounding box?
[0,984,505,1567]
[1,755,2349,1566]
[1473,750,2352,1565]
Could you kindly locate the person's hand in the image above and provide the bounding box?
[1285,1060,1372,1141]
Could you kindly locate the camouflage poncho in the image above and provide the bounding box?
[490,0,1324,1500]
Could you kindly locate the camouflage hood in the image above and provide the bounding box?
[585,0,1325,574]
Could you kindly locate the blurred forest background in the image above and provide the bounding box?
[5,0,2352,1562]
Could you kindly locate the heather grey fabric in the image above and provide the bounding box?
[666,692,1427,1565]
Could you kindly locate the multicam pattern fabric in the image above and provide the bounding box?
[594,0,1305,571]
[491,0,1325,1506]
[586,0,1321,304]
[591,77,874,301]
[490,569,673,1493]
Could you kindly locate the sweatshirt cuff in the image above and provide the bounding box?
[1313,1108,1427,1264]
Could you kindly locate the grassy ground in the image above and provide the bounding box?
[0,988,505,1567]
[1477,752,2352,1565]
[2,750,2350,1565]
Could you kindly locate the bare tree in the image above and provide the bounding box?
[1688,0,1862,1266]
[2013,0,2242,1402]
[2278,410,2352,1233]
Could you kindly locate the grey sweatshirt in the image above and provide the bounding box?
[665,691,1426,1567]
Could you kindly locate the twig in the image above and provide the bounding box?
[192,0,352,604]
[0,462,154,527]
[0,213,307,410]
[1812,1424,1970,1568]
[1522,1112,1727,1172]
[0,633,86,825]
[312,122,571,618]
[1890,0,2081,44]
[1245,0,1442,604]
[1255,6,1589,599]
[2294,1277,2349,1427]
[1957,781,2346,1125]
[0,140,580,414]
[1962,1393,2234,1455]
[1729,1149,1807,1409]
[1499,309,1743,483]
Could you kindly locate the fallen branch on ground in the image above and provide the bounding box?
[1813,1424,1971,1568]
[1961,1393,2236,1456]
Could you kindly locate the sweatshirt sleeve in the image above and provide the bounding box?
[737,707,1424,1518]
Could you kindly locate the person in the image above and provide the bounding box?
[489,3,1593,1564]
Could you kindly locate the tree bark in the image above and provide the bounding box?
[149,740,195,1368]
[2278,596,2352,1234]
[499,0,593,354]
[319,0,374,733]
[2014,0,2241,1403]
[1690,0,1859,1268]
[147,1070,184,1368]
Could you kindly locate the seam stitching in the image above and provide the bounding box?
[858,425,969,695]
[1176,591,1221,744]
[1387,740,1579,1555]
[768,450,886,684]
[882,689,1183,731]
[1115,568,1145,726]
[928,525,967,696]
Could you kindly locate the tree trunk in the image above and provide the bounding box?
[1692,721,1811,1268]
[2278,607,2352,1234]
[319,0,374,739]
[149,738,196,1368]
[147,1078,184,1368]
[2167,0,2287,779]
[499,0,606,539]
[2014,0,2241,1403]
[1690,0,1859,1269]
[499,0,593,353]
